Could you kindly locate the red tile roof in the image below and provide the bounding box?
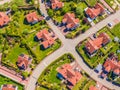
[57,64,82,86]
[0,12,10,27]
[2,84,17,90]
[86,3,105,19]
[85,33,110,54]
[103,56,120,75]
[36,29,55,49]
[62,13,79,29]
[26,12,43,23]
[51,0,63,9]
[89,86,98,90]
[17,54,31,70]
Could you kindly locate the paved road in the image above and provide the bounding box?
[26,1,120,90]
[0,0,11,5]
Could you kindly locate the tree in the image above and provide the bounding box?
[76,6,83,16]
[47,9,54,17]
[11,4,18,12]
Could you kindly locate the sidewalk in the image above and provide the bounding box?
[100,0,114,12]
[0,65,28,86]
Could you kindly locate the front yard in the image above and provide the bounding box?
[47,1,91,38]
[37,53,74,90]
[76,26,116,68]
[0,74,24,90]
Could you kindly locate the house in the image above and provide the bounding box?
[89,82,108,90]
[85,3,105,20]
[103,54,120,76]
[36,29,55,49]
[17,54,32,70]
[85,33,110,55]
[50,0,64,9]
[57,64,82,89]
[1,84,18,90]
[0,12,10,27]
[25,12,43,24]
[62,13,80,30]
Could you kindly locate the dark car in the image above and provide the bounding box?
[45,16,50,21]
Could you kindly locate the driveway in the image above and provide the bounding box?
[26,1,120,90]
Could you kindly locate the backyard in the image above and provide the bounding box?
[47,1,91,38]
[76,26,116,68]
[37,53,75,90]
[0,74,24,90]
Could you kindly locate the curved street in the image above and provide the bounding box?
[26,1,120,90]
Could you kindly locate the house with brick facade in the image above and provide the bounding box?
[62,13,80,30]
[85,33,110,56]
[0,12,10,27]
[85,3,105,21]
[50,0,64,9]
[1,84,18,90]
[57,64,82,89]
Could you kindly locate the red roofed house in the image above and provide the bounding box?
[36,29,55,49]
[0,12,10,27]
[85,33,110,55]
[85,3,105,20]
[17,54,32,70]
[57,64,82,89]
[103,54,120,76]
[50,0,64,9]
[25,12,43,24]
[89,82,108,90]
[62,13,80,30]
[1,84,18,90]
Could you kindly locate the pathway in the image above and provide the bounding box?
[26,1,120,90]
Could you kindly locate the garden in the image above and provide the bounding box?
[0,0,61,78]
[105,0,119,10]
[76,26,117,68]
[37,53,75,90]
[47,1,91,38]
[0,74,24,90]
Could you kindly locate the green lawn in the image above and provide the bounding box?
[48,1,90,38]
[76,26,115,68]
[72,76,88,90]
[110,23,120,38]
[85,0,98,6]
[38,53,75,90]
[83,80,96,90]
[105,0,118,10]
[0,74,24,90]
[3,43,29,69]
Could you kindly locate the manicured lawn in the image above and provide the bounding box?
[83,80,96,90]
[3,43,29,69]
[110,23,120,38]
[38,53,75,90]
[0,74,24,90]
[85,0,98,6]
[47,1,91,38]
[105,0,118,10]
[76,26,115,68]
[72,76,88,90]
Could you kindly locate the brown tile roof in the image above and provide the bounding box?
[85,33,110,54]
[2,84,17,90]
[86,3,105,19]
[36,29,55,49]
[103,56,120,75]
[57,64,82,86]
[51,0,63,9]
[17,54,31,70]
[62,13,79,29]
[89,86,98,90]
[26,12,43,23]
[0,12,10,27]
